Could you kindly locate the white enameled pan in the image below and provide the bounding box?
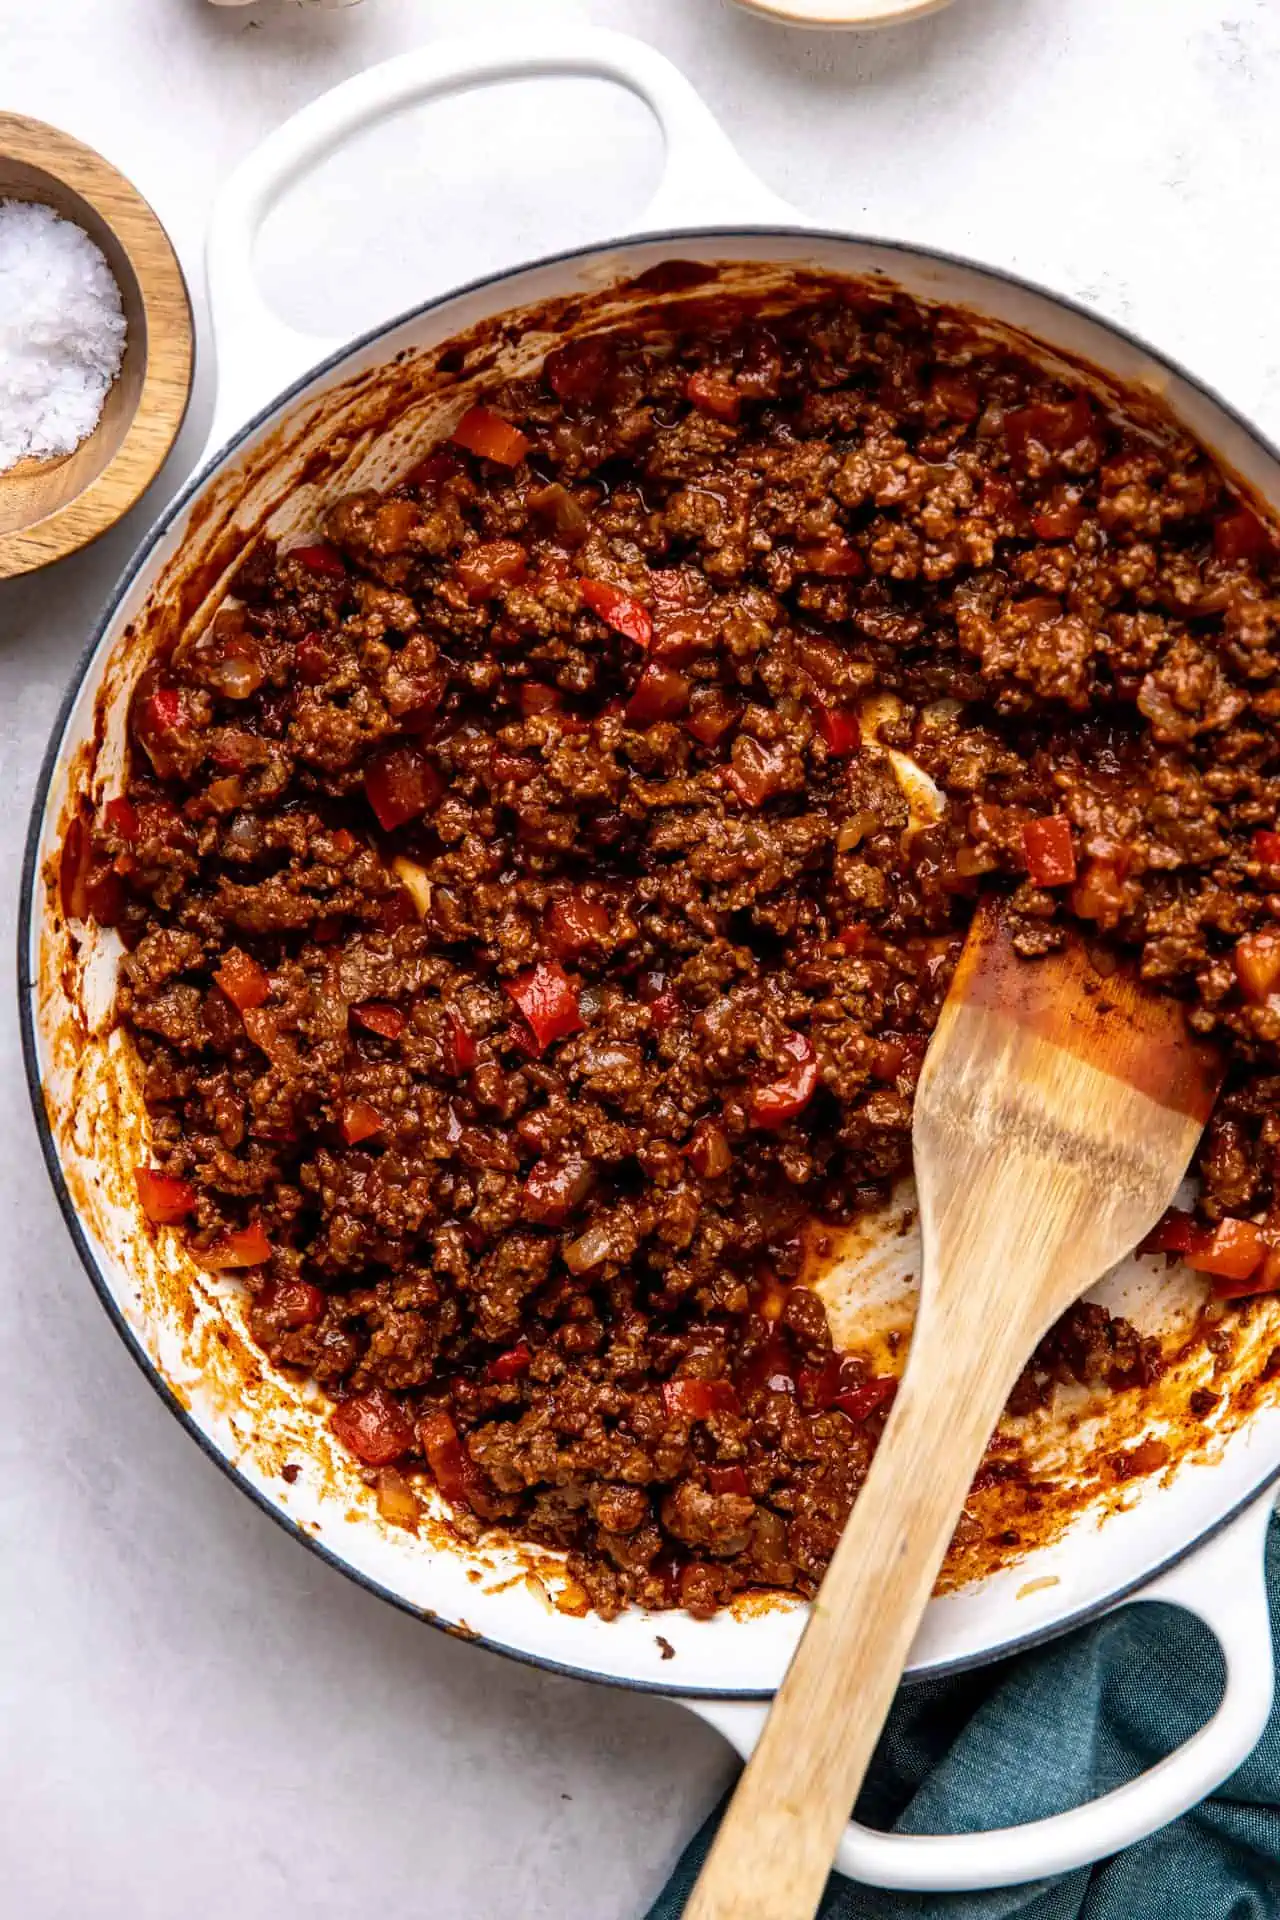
[20,32,1280,1893]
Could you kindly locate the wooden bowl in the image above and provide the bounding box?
[0,115,193,579]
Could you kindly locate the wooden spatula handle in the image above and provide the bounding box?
[684,1299,1032,1920]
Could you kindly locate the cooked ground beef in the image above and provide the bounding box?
[63,281,1280,1616]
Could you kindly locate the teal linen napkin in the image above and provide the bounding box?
[647,1518,1280,1919]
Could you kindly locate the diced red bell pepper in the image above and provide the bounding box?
[1183,1216,1267,1283]
[378,892,418,935]
[450,405,530,467]
[215,947,271,1013]
[291,543,346,578]
[418,1408,489,1508]
[486,1341,532,1384]
[521,1156,594,1227]
[546,891,611,957]
[684,688,741,747]
[544,336,613,404]
[104,796,140,841]
[812,704,862,755]
[296,632,338,684]
[202,1221,272,1270]
[645,989,681,1034]
[136,1168,197,1224]
[352,1001,405,1041]
[396,664,449,730]
[836,924,868,955]
[686,370,741,423]
[724,738,789,807]
[579,577,653,648]
[134,685,193,780]
[1252,830,1280,867]
[1214,505,1270,566]
[455,540,529,599]
[626,663,690,724]
[1004,395,1094,459]
[504,961,583,1053]
[1031,491,1085,540]
[749,1031,820,1129]
[442,1008,477,1076]
[340,1099,383,1145]
[269,1278,327,1327]
[1022,816,1077,888]
[1140,1208,1197,1255]
[706,1464,749,1495]
[333,1388,414,1466]
[834,1377,898,1423]
[148,687,185,730]
[798,538,865,578]
[1235,931,1280,1002]
[1213,1242,1280,1300]
[662,1378,740,1421]
[363,744,441,833]
[652,611,713,665]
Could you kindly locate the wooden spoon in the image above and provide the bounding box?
[686,899,1221,1920]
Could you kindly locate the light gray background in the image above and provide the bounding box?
[2,1,1278,1914]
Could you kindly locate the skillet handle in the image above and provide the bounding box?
[681,1486,1276,1894]
[203,27,792,453]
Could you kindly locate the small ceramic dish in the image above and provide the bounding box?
[730,0,954,26]
[0,113,193,579]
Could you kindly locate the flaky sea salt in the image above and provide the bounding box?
[0,198,127,473]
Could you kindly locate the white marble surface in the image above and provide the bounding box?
[3,1,1280,1913]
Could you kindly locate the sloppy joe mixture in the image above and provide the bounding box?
[61,281,1280,1616]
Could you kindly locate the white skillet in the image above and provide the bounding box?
[19,30,1280,1894]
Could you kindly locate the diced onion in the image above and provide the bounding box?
[564,1221,616,1273]
[885,749,945,833]
[375,1467,422,1533]
[857,695,946,834]
[391,855,432,918]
